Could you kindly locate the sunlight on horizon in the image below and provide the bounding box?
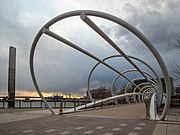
[0,89,83,99]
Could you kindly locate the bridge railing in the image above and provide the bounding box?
[62,93,143,114]
[0,98,91,109]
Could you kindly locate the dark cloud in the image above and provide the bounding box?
[101,0,180,56]
[122,0,180,53]
[99,0,180,86]
[0,0,180,96]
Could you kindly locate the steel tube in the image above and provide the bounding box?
[29,10,171,120]
[80,12,150,84]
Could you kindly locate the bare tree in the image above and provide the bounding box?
[171,34,180,80]
[174,34,180,49]
[171,60,180,80]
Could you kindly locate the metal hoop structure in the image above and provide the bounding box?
[87,55,162,99]
[87,55,163,108]
[30,10,171,120]
[133,82,155,93]
[111,69,158,94]
[124,77,155,93]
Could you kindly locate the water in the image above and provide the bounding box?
[0,101,80,108]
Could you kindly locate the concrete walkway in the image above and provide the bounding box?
[152,108,180,135]
[71,103,146,119]
[70,103,180,135]
[0,103,179,135]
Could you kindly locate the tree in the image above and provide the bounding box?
[171,61,180,80]
[174,34,180,49]
[171,34,180,80]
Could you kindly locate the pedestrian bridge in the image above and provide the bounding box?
[30,10,171,120]
[64,93,143,113]
[63,92,160,120]
[70,102,146,119]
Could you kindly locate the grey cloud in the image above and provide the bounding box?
[1,0,180,95]
[101,0,180,56]
[98,1,180,87]
[123,0,180,53]
[0,1,50,92]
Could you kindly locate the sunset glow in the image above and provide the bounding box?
[15,90,82,99]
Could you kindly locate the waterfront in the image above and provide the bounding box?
[0,103,179,135]
[0,100,86,109]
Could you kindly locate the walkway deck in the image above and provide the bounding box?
[0,103,179,135]
[71,103,146,119]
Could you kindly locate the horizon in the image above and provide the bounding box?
[1,0,180,95]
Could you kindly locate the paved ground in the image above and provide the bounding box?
[72,103,146,119]
[153,108,180,135]
[0,103,179,135]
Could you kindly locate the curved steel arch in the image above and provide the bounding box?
[30,10,171,120]
[87,55,162,98]
[111,69,158,95]
[139,85,155,101]
[133,82,155,93]
[136,85,154,102]
[124,76,156,94]
[139,86,153,93]
[143,88,156,97]
[87,54,163,103]
[110,69,158,105]
[124,77,156,104]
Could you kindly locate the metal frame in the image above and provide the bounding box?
[87,54,163,107]
[87,55,162,97]
[30,10,171,120]
[112,69,158,94]
[124,77,154,93]
[133,82,155,93]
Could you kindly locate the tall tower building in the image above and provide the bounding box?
[8,46,16,107]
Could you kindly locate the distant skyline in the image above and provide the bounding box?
[0,0,180,96]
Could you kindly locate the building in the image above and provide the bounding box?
[131,78,174,95]
[175,86,180,94]
[160,77,174,96]
[171,86,180,106]
[88,87,111,100]
[132,79,149,92]
[172,86,180,97]
[8,46,16,107]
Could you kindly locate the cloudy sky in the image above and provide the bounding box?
[0,0,180,96]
